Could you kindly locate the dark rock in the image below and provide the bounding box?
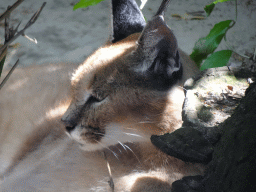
[172,175,204,192]
[202,82,256,192]
[154,68,256,191]
[151,127,213,164]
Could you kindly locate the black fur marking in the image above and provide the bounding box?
[154,0,171,17]
[87,95,101,104]
[133,15,183,90]
[147,50,183,90]
[128,59,183,92]
[148,41,182,80]
[66,125,76,133]
[112,0,146,43]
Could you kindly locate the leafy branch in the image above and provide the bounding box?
[190,0,245,70]
[190,19,235,70]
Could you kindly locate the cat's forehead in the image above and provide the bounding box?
[70,35,139,95]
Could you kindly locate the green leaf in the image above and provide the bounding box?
[204,0,233,17]
[73,0,105,10]
[200,50,233,71]
[213,0,232,3]
[190,20,234,66]
[204,3,215,17]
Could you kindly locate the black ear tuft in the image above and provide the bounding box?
[134,16,182,81]
[150,47,182,80]
[112,0,146,43]
[131,0,183,89]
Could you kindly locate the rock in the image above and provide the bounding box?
[151,127,213,164]
[172,175,204,192]
[171,82,256,192]
[202,82,256,192]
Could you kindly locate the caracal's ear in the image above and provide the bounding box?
[133,0,182,86]
[111,0,146,43]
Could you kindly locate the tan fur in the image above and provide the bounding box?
[0,32,202,191]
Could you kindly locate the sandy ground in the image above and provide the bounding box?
[0,0,255,69]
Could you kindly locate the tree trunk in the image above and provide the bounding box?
[203,81,256,192]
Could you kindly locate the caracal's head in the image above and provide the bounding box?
[62,0,198,151]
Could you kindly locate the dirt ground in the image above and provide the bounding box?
[0,0,255,69]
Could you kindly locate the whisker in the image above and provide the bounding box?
[98,134,129,155]
[94,132,123,153]
[103,151,115,192]
[137,121,155,124]
[118,141,128,152]
[123,143,142,166]
[123,132,143,138]
[94,132,143,165]
[94,139,119,160]
[116,145,123,153]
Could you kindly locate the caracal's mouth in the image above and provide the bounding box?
[65,125,105,146]
[65,123,147,152]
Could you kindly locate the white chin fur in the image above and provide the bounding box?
[67,123,148,151]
